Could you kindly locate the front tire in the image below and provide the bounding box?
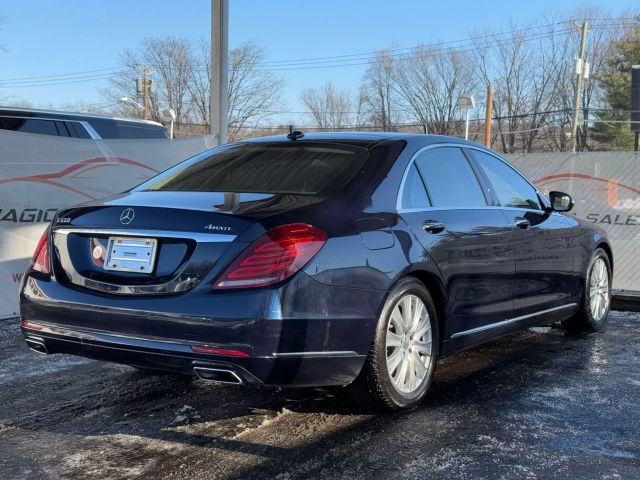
[563,248,612,332]
[347,278,439,411]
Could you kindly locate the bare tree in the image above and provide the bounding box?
[473,23,570,153]
[226,42,284,140]
[102,36,195,124]
[103,38,284,139]
[188,38,211,130]
[394,46,478,135]
[471,10,626,152]
[546,8,622,151]
[188,41,284,140]
[300,81,353,129]
[359,51,399,130]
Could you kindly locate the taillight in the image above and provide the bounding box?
[214,223,327,289]
[30,229,51,275]
[191,345,249,357]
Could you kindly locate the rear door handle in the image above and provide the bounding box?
[422,220,445,234]
[514,217,530,229]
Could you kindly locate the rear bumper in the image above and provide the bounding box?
[19,272,382,387]
[21,322,367,387]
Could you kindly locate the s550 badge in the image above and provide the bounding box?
[204,224,232,231]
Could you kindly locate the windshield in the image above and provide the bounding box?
[137,142,370,195]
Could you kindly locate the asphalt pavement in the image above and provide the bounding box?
[1,311,639,479]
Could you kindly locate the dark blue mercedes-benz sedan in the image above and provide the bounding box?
[20,132,613,410]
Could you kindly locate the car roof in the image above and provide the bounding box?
[0,106,164,127]
[241,131,487,150]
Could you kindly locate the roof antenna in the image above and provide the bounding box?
[287,125,304,140]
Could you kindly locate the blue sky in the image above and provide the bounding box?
[0,0,635,118]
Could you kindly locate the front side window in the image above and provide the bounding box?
[138,143,370,195]
[472,151,541,210]
[414,147,486,207]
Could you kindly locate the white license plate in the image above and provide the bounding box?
[103,237,157,273]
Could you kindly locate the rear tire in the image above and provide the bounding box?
[346,278,439,411]
[563,248,612,332]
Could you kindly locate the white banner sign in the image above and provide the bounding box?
[1,133,638,318]
[0,130,215,318]
[508,152,640,294]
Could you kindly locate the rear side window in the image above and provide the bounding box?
[67,122,93,139]
[1,117,59,136]
[400,164,430,209]
[139,143,370,195]
[472,151,541,210]
[55,121,70,137]
[414,147,486,207]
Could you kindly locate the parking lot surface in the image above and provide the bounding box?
[1,311,639,479]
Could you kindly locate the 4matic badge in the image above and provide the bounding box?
[204,224,232,231]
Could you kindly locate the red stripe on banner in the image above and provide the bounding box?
[0,157,160,198]
[533,173,640,196]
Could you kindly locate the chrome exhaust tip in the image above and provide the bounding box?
[25,338,48,355]
[193,366,243,384]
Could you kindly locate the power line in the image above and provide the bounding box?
[0,66,123,82]
[0,72,127,88]
[255,19,637,71]
[0,28,581,85]
[0,17,635,87]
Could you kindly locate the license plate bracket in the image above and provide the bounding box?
[104,237,158,274]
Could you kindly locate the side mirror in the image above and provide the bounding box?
[549,191,573,212]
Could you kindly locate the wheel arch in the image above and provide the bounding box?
[596,241,613,273]
[404,269,448,350]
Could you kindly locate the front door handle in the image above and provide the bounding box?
[423,220,445,234]
[514,217,530,229]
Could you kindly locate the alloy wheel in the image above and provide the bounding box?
[589,257,610,321]
[385,294,432,394]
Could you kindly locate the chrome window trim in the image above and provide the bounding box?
[54,228,236,243]
[396,143,550,213]
[396,143,488,211]
[397,205,550,215]
[450,303,577,339]
[271,350,360,358]
[78,121,101,140]
[464,147,551,210]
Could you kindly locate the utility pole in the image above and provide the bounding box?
[210,0,229,145]
[484,85,493,148]
[136,67,152,120]
[142,67,148,120]
[631,65,640,152]
[571,22,589,153]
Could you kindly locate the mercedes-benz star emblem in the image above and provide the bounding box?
[119,208,135,225]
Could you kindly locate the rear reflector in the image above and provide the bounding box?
[30,230,51,275]
[191,345,250,357]
[20,320,45,330]
[214,223,327,289]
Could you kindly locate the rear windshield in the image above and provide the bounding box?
[138,143,370,195]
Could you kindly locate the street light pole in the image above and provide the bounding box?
[465,109,470,140]
[456,95,475,141]
[210,0,229,145]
